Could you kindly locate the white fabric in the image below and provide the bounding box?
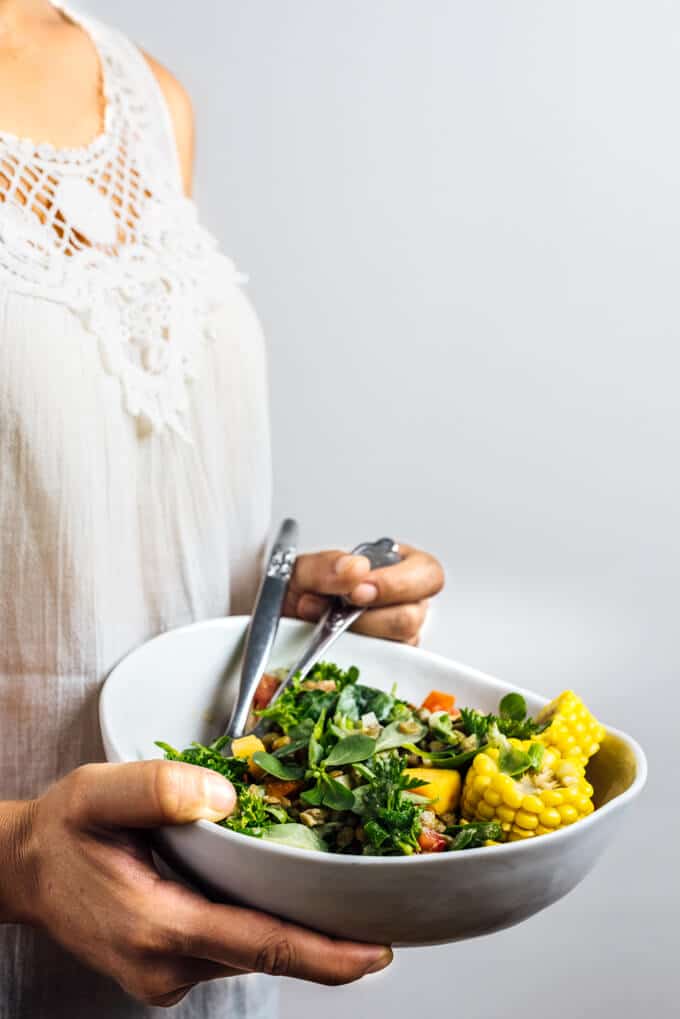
[0,5,276,1017]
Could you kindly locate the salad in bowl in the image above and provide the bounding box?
[157,661,605,857]
[100,616,645,944]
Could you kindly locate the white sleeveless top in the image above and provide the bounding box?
[0,5,275,1017]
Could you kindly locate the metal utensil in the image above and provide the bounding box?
[262,537,402,715]
[221,518,299,742]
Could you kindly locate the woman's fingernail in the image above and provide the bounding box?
[203,776,236,818]
[351,582,378,604]
[298,594,326,621]
[363,948,393,975]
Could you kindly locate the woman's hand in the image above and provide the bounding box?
[285,543,444,645]
[1,761,391,1007]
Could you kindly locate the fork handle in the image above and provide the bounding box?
[225,518,298,739]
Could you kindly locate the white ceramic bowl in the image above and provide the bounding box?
[100,617,647,946]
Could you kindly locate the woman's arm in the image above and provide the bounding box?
[0,800,36,924]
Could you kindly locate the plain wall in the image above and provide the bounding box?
[83,2,678,1014]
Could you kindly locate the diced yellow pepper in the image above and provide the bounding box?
[405,767,461,815]
[231,734,266,768]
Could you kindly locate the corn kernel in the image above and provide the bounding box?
[522,794,543,814]
[539,808,561,828]
[477,801,496,820]
[509,826,535,840]
[484,789,502,807]
[497,805,516,824]
[515,810,539,830]
[558,804,579,824]
[474,754,496,775]
[502,786,524,809]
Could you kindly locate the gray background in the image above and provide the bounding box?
[84,1,678,1014]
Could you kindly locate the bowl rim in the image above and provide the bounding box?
[101,615,649,868]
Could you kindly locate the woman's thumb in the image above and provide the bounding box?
[68,760,236,828]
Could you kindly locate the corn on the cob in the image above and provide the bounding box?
[461,742,594,841]
[536,690,605,767]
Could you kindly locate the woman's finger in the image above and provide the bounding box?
[289,551,373,599]
[347,546,444,608]
[65,760,237,829]
[350,601,429,643]
[125,957,245,1007]
[174,894,392,986]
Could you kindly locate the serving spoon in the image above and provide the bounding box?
[221,530,402,744]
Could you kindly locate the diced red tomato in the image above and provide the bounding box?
[253,673,281,710]
[421,689,457,715]
[418,829,448,853]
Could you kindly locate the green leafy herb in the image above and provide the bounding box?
[459,695,547,743]
[354,685,398,724]
[375,720,426,752]
[155,740,249,785]
[418,746,483,771]
[308,710,327,768]
[262,823,328,852]
[354,754,423,856]
[300,784,324,807]
[223,786,270,836]
[334,683,361,722]
[272,737,309,758]
[325,734,376,767]
[251,751,304,781]
[499,692,527,722]
[426,711,461,744]
[321,776,356,811]
[497,738,545,777]
[446,820,504,850]
[526,741,545,771]
[459,708,491,742]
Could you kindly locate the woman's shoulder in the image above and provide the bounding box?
[141,53,195,197]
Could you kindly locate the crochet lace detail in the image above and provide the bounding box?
[0,5,244,440]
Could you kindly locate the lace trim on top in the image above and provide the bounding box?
[0,3,245,440]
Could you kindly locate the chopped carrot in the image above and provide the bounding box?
[421,690,456,714]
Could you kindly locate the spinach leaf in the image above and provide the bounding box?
[300,784,324,807]
[288,719,314,741]
[499,692,527,722]
[325,733,376,767]
[355,685,396,724]
[272,737,309,758]
[321,776,355,811]
[497,745,533,777]
[375,720,426,752]
[251,751,304,781]
[334,684,361,722]
[526,741,545,771]
[262,823,328,852]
